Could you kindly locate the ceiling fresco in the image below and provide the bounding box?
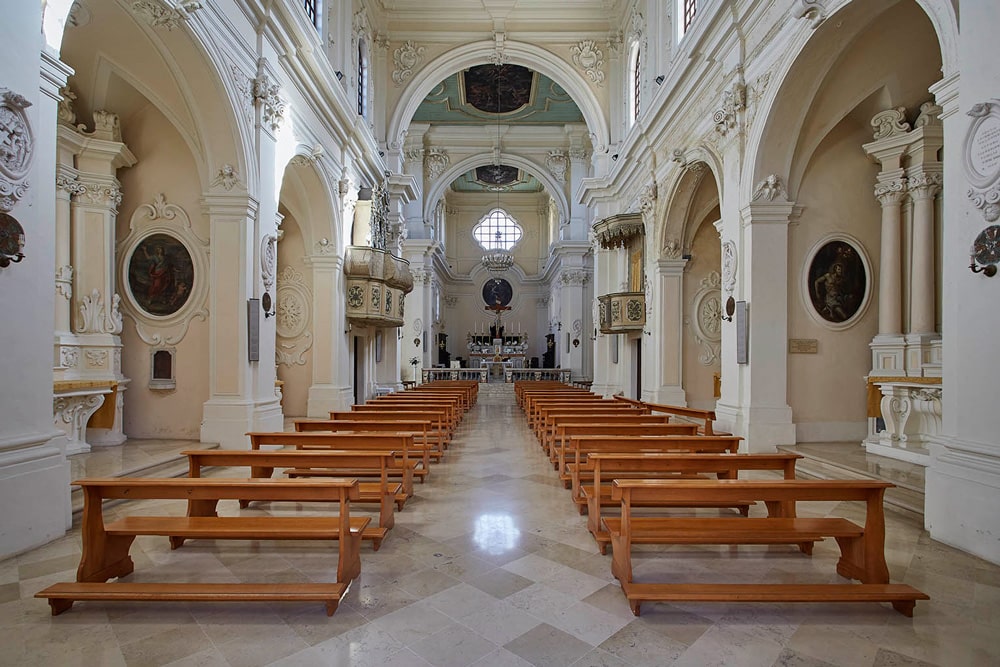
[449,167,544,193]
[413,64,585,124]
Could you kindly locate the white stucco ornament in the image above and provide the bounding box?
[0,88,33,212]
[571,40,605,86]
[964,101,1000,222]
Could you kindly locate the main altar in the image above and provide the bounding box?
[467,297,529,379]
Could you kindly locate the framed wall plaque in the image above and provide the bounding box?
[247,298,260,362]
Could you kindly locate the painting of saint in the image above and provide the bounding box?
[128,233,194,316]
[808,240,866,324]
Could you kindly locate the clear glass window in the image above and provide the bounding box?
[474,208,523,251]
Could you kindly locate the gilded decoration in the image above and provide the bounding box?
[593,213,643,249]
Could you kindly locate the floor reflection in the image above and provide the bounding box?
[473,513,521,555]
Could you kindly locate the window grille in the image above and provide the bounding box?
[357,42,367,117]
[632,48,641,120]
[683,0,698,32]
[474,208,523,251]
[302,0,318,28]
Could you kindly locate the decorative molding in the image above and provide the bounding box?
[689,271,722,366]
[252,61,286,133]
[746,70,772,130]
[790,0,827,29]
[424,148,449,180]
[594,213,643,249]
[721,241,737,295]
[392,41,425,86]
[76,289,123,335]
[914,101,943,128]
[117,193,209,346]
[55,170,86,198]
[908,172,943,200]
[261,235,277,292]
[871,107,911,141]
[558,269,591,286]
[85,348,109,368]
[57,85,77,125]
[275,266,313,367]
[228,61,254,125]
[0,87,34,212]
[752,174,786,202]
[91,110,122,141]
[537,296,550,308]
[290,145,323,167]
[77,177,124,209]
[404,148,424,165]
[129,0,202,31]
[443,295,458,308]
[60,346,79,368]
[314,237,336,255]
[874,178,908,206]
[663,237,682,259]
[963,101,1000,222]
[546,150,568,183]
[56,265,74,300]
[638,183,657,218]
[712,75,746,137]
[211,164,242,190]
[570,40,605,86]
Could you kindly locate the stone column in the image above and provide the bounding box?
[650,258,688,404]
[305,252,352,416]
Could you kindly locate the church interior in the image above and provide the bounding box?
[1,0,998,664]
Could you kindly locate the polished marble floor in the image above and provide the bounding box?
[2,390,999,666]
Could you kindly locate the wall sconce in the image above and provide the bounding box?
[335,71,344,81]
[970,229,999,277]
[643,330,652,336]
[722,296,735,322]
[654,75,665,85]
[611,154,619,161]
[261,292,274,318]
[0,213,26,268]
[397,329,404,340]
[345,322,353,334]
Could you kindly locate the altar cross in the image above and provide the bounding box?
[486,297,511,339]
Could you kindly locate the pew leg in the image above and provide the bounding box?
[380,494,395,531]
[834,535,867,582]
[325,600,339,617]
[169,536,186,550]
[797,541,814,555]
[608,535,633,583]
[49,598,74,615]
[77,533,136,583]
[337,534,363,583]
[891,600,916,617]
[629,599,642,616]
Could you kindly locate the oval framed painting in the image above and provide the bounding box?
[802,235,872,331]
[127,232,194,317]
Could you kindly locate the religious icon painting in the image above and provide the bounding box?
[482,277,513,307]
[803,235,871,330]
[127,232,194,317]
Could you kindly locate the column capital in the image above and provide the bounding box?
[303,254,344,271]
[655,258,688,276]
[200,193,259,219]
[907,172,943,200]
[874,178,908,206]
[740,200,799,225]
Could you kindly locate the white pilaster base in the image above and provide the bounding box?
[52,390,110,455]
[590,382,621,398]
[715,402,795,452]
[904,332,942,377]
[307,385,356,418]
[646,386,687,406]
[0,433,71,558]
[870,334,906,376]
[201,397,283,449]
[925,436,1000,566]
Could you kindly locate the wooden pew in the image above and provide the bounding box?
[604,478,929,616]
[363,398,460,430]
[334,408,452,444]
[296,418,443,461]
[248,432,423,495]
[545,417,691,461]
[183,449,403,549]
[533,403,644,440]
[559,434,743,487]
[578,452,802,552]
[35,477,366,616]
[614,395,723,435]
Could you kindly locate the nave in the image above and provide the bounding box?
[2,388,998,666]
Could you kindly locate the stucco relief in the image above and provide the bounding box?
[117,193,209,346]
[0,88,34,212]
[424,148,449,180]
[392,41,425,86]
[963,101,1000,222]
[211,164,242,191]
[56,265,73,300]
[261,235,277,292]
[558,269,591,286]
[871,107,911,140]
[721,241,737,296]
[752,174,786,202]
[688,271,722,366]
[546,150,568,183]
[790,0,827,29]
[275,266,313,367]
[129,0,202,31]
[85,349,108,368]
[76,289,123,335]
[712,74,746,137]
[571,40,605,86]
[252,63,286,133]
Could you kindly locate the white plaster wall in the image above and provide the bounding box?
[444,191,549,277]
[275,212,313,416]
[682,213,722,411]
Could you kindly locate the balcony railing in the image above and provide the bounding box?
[344,246,413,328]
[598,291,646,334]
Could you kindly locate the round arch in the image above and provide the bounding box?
[656,148,724,256]
[387,41,610,155]
[276,143,344,253]
[423,153,571,227]
[745,0,955,199]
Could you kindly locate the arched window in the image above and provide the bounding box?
[473,208,522,251]
[679,0,699,39]
[357,38,369,118]
[628,42,641,123]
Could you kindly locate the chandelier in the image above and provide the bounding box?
[480,63,515,276]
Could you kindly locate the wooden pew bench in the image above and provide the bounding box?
[532,404,645,442]
[548,418,692,463]
[184,449,404,549]
[559,434,744,486]
[332,409,452,451]
[615,396,725,436]
[296,418,444,460]
[604,478,929,616]
[356,400,460,431]
[248,432,423,495]
[35,477,366,616]
[577,452,802,552]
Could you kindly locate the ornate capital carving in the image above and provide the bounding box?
[871,107,911,141]
[790,0,827,29]
[392,41,425,86]
[752,174,786,202]
[252,64,286,133]
[914,101,942,128]
[129,0,202,31]
[546,150,568,183]
[571,40,605,86]
[907,172,943,200]
[56,265,74,300]
[211,164,242,191]
[712,73,746,137]
[558,269,591,286]
[290,145,323,167]
[874,178,908,206]
[424,148,449,180]
[58,85,77,125]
